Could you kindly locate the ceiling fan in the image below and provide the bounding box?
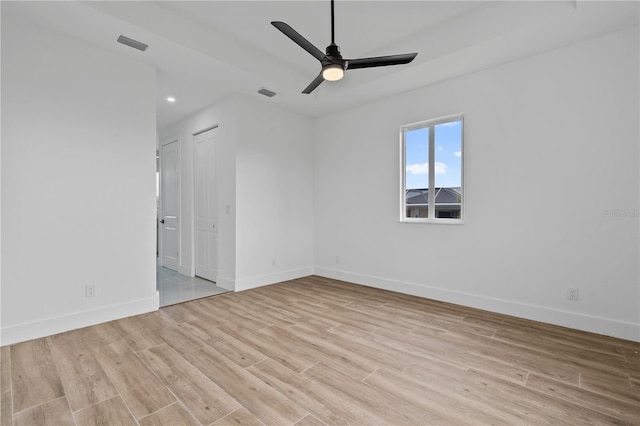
[271,0,418,94]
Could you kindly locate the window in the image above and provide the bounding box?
[400,114,463,223]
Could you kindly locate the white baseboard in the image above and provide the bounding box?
[1,294,160,346]
[216,276,235,291]
[235,267,313,292]
[314,267,640,342]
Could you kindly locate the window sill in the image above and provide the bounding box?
[400,218,465,225]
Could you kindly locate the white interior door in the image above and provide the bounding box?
[194,127,218,282]
[160,140,179,271]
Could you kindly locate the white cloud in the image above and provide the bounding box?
[435,162,448,174]
[406,162,448,175]
[406,163,428,175]
[454,151,461,157]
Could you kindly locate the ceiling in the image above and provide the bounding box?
[3,1,638,131]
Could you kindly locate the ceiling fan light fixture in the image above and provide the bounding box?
[322,64,344,81]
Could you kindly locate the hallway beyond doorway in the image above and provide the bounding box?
[157,264,227,307]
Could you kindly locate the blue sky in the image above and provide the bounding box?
[405,120,462,189]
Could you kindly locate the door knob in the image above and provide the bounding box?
[212,224,215,228]
[160,219,165,223]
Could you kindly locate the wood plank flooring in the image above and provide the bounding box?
[1,276,639,425]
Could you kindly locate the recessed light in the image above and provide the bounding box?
[166,97,176,103]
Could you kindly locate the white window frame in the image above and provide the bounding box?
[400,113,464,224]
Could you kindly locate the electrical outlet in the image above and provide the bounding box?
[335,255,340,264]
[271,257,276,266]
[567,286,579,301]
[86,285,96,298]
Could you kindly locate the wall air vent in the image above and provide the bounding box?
[117,35,149,52]
[257,88,277,98]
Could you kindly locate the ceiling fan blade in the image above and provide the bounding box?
[346,53,418,70]
[302,73,325,94]
[271,21,326,62]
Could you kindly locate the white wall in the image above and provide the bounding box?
[313,27,639,341]
[1,15,158,345]
[159,95,314,291]
[234,97,314,290]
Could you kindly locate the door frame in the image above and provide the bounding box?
[159,136,181,271]
[192,125,219,281]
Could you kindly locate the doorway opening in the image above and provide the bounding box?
[157,132,227,307]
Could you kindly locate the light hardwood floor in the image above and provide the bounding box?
[1,276,639,425]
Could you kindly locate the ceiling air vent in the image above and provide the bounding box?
[117,35,149,52]
[257,88,277,98]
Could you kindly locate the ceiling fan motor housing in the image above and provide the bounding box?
[325,43,345,68]
[326,43,341,58]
